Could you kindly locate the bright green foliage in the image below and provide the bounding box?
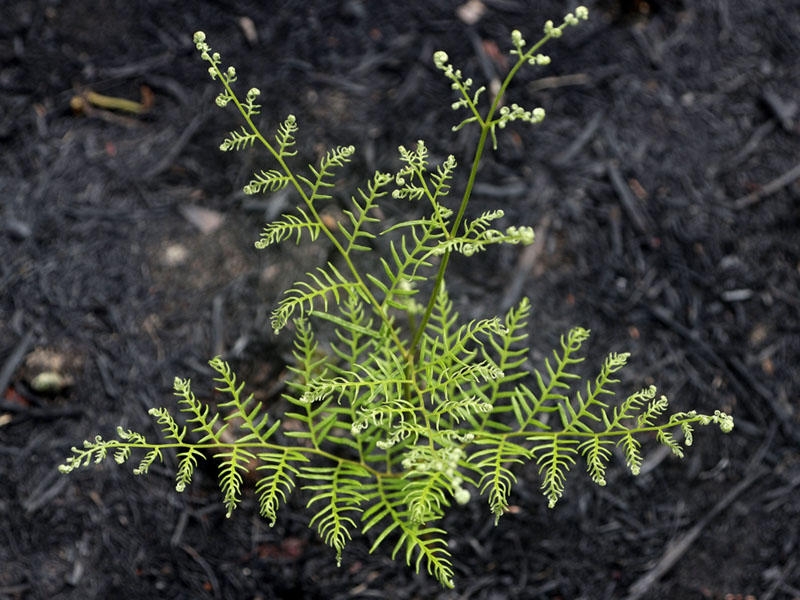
[61,9,734,590]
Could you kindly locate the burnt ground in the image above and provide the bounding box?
[1,0,799,598]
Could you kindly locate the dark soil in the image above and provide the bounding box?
[2,1,799,598]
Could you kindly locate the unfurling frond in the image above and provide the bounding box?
[275,114,298,158]
[220,126,259,152]
[244,169,292,194]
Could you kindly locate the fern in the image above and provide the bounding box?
[244,168,293,194]
[531,434,580,509]
[338,171,392,253]
[470,435,530,523]
[255,448,308,526]
[274,113,298,158]
[304,464,369,565]
[271,262,367,333]
[297,145,355,201]
[61,9,735,591]
[361,476,456,588]
[255,207,321,247]
[220,126,258,152]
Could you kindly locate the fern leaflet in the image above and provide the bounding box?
[304,463,370,565]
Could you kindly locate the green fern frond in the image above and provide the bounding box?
[425,318,505,375]
[285,399,354,450]
[285,318,330,388]
[60,432,152,475]
[433,221,535,258]
[431,395,492,428]
[298,375,359,405]
[116,426,147,447]
[491,297,532,375]
[392,143,457,208]
[528,327,590,414]
[424,285,459,347]
[338,171,392,254]
[602,384,657,430]
[282,320,355,450]
[148,406,186,443]
[60,21,737,591]
[419,291,507,385]
[463,209,505,235]
[666,410,733,443]
[353,401,416,441]
[173,376,225,445]
[299,360,410,407]
[111,439,133,465]
[397,140,429,172]
[372,223,445,312]
[559,351,629,432]
[402,472,451,525]
[392,526,455,589]
[210,357,282,444]
[470,436,531,523]
[255,448,309,526]
[429,154,457,202]
[174,447,204,492]
[433,361,503,389]
[361,478,405,545]
[392,181,426,201]
[656,427,685,458]
[133,448,163,477]
[327,296,380,366]
[507,385,555,431]
[313,309,387,348]
[469,298,532,430]
[275,114,298,158]
[372,418,425,450]
[255,208,322,248]
[115,427,156,472]
[271,262,366,333]
[361,476,455,588]
[216,446,257,517]
[637,393,670,428]
[577,436,613,486]
[619,432,644,476]
[296,145,355,201]
[304,464,369,566]
[530,435,580,508]
[219,126,258,152]
[241,87,262,117]
[244,169,293,194]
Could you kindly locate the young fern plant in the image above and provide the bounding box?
[61,8,733,589]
